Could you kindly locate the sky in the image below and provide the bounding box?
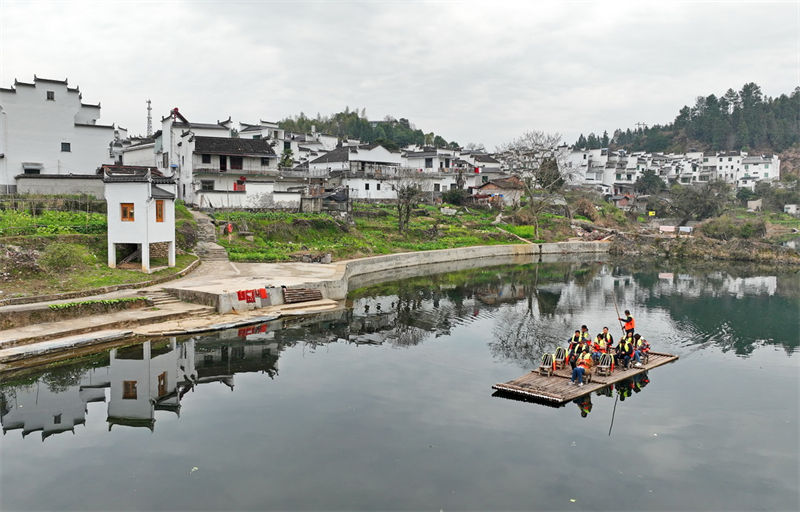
[1,0,798,149]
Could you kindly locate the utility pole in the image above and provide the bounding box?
[635,122,648,132]
[146,99,153,137]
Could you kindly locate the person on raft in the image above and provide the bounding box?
[619,310,635,336]
[570,350,592,386]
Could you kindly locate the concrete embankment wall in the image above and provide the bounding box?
[203,241,609,313]
[289,242,609,304]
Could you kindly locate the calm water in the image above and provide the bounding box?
[1,259,798,511]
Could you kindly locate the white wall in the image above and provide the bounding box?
[0,78,114,187]
[105,181,175,244]
[121,143,156,167]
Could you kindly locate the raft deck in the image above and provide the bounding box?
[492,351,679,404]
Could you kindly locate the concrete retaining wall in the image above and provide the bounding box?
[173,242,609,313]
[330,242,609,300]
[208,241,609,312]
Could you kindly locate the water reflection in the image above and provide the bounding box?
[2,260,796,443]
[1,328,290,439]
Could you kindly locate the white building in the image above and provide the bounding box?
[0,76,115,193]
[174,135,297,208]
[308,143,403,173]
[103,165,176,273]
[553,147,780,194]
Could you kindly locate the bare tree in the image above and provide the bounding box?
[395,171,423,233]
[496,130,576,238]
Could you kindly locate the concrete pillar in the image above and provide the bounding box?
[141,242,150,273]
[168,240,176,267]
[108,241,116,268]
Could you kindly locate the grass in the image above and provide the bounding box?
[0,253,197,299]
[0,209,106,236]
[214,203,523,262]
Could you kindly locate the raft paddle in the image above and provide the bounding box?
[611,292,625,333]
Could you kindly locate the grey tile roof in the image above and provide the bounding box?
[151,185,176,199]
[194,136,276,156]
[309,146,350,164]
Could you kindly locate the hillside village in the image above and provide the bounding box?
[0,75,785,212]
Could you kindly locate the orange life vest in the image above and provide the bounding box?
[623,316,635,331]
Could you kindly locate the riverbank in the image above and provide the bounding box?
[0,241,609,371]
[610,233,800,265]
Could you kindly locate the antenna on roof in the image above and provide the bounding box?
[146,99,152,137]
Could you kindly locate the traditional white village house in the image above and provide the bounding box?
[103,165,177,273]
[175,135,300,208]
[0,76,116,194]
[403,147,459,171]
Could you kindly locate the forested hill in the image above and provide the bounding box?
[278,108,459,150]
[575,83,800,154]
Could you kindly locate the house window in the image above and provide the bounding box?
[234,180,246,192]
[162,153,169,168]
[123,380,137,399]
[201,180,215,191]
[425,157,433,168]
[284,141,290,150]
[450,183,457,190]
[434,183,441,192]
[376,183,381,191]
[364,183,370,190]
[120,203,134,222]
[23,168,40,175]
[157,372,167,397]
[53,413,62,424]
[274,131,279,139]
[46,90,55,101]
[181,156,184,166]
[252,134,261,139]
[765,164,770,169]
[201,154,211,164]
[61,142,71,152]
[230,156,243,170]
[261,157,270,166]
[616,173,622,180]
[155,200,164,222]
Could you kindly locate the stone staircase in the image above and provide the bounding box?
[195,242,229,261]
[147,290,182,307]
[192,211,230,262]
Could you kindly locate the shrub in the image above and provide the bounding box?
[40,242,93,271]
[176,221,197,251]
[700,216,766,240]
[442,189,470,206]
[573,198,599,222]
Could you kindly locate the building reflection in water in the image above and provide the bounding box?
[2,261,794,440]
[1,330,285,440]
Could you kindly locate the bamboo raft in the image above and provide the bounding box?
[492,351,679,404]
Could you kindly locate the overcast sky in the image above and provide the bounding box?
[2,0,798,149]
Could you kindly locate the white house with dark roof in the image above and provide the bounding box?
[308,143,402,173]
[403,147,459,171]
[0,75,116,193]
[103,165,176,273]
[156,108,232,172]
[173,135,299,208]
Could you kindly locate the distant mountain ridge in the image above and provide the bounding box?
[575,83,800,155]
